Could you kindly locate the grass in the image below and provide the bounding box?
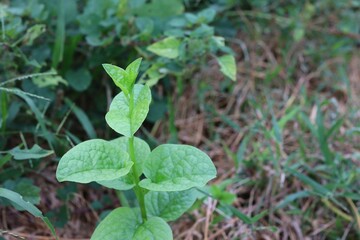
[155,30,360,239]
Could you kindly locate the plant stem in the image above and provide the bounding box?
[127,88,147,222]
[129,136,147,221]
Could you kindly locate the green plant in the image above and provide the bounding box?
[55,58,217,239]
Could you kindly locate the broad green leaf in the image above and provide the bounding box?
[105,84,151,137]
[147,37,181,59]
[217,55,236,81]
[56,139,132,183]
[125,58,142,84]
[145,189,197,221]
[139,144,216,191]
[91,207,172,240]
[133,216,172,240]
[111,136,151,176]
[0,188,58,240]
[8,144,54,160]
[102,64,131,95]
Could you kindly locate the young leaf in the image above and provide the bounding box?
[105,84,151,137]
[139,144,216,191]
[56,139,133,183]
[217,54,236,81]
[126,58,142,84]
[102,64,131,95]
[91,207,172,240]
[147,37,181,59]
[145,189,197,221]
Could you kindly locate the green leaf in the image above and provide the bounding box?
[139,144,216,191]
[7,144,54,160]
[91,207,172,240]
[0,188,58,240]
[145,189,197,221]
[105,84,151,137]
[0,154,11,168]
[52,0,65,68]
[56,139,133,183]
[111,136,151,176]
[2,178,40,207]
[91,207,140,240]
[275,190,311,210]
[131,0,184,18]
[102,64,131,95]
[97,136,150,190]
[133,216,172,240]
[210,185,236,205]
[147,37,181,59]
[285,167,332,197]
[65,98,97,139]
[65,68,92,92]
[126,58,142,84]
[217,55,236,81]
[23,24,46,46]
[32,75,67,88]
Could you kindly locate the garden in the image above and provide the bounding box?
[0,0,360,239]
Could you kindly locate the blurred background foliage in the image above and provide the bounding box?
[0,0,359,239]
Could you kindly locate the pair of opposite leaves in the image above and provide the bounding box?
[56,137,216,192]
[55,59,217,239]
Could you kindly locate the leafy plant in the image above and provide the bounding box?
[55,58,217,239]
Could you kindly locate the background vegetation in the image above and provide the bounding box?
[1,0,359,239]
